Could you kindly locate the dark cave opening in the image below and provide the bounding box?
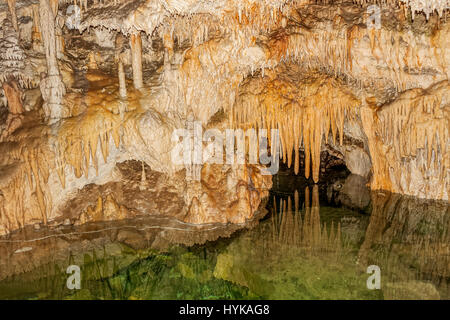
[266,149,371,218]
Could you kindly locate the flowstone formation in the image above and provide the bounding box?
[0,0,448,236]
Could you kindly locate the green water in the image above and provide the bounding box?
[0,167,448,300]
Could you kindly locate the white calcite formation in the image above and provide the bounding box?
[38,0,67,121]
[0,17,35,89]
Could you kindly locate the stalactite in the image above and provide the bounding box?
[49,0,58,16]
[40,0,58,77]
[31,4,42,51]
[114,33,127,99]
[0,80,141,233]
[55,99,125,188]
[232,71,359,183]
[6,0,18,33]
[87,52,98,70]
[39,0,66,121]
[370,82,449,198]
[54,6,65,57]
[130,33,143,90]
[118,61,127,98]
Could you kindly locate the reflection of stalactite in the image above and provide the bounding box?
[185,116,202,181]
[358,191,450,286]
[269,185,342,255]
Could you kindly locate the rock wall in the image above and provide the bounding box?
[0,0,448,235]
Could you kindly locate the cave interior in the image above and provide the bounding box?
[0,0,448,300]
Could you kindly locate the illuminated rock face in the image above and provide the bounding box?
[362,81,449,200]
[0,0,448,235]
[0,73,272,235]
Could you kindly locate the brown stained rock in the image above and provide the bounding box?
[2,80,23,115]
[61,159,270,227]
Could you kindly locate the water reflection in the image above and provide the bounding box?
[0,213,269,300]
[359,191,449,299]
[0,212,266,282]
[268,186,342,254]
[0,173,448,300]
[261,178,449,299]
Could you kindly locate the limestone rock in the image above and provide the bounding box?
[0,0,448,235]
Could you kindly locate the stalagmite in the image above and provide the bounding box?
[39,0,66,121]
[118,61,127,98]
[115,33,127,98]
[130,33,143,90]
[139,161,146,191]
[54,7,65,57]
